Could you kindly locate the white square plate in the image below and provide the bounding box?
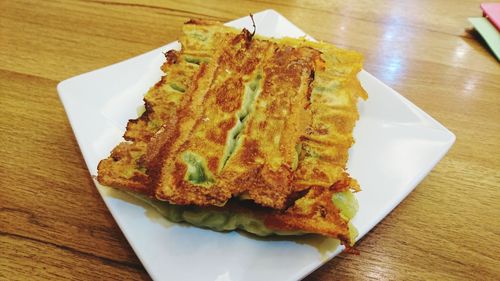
[58,9,455,281]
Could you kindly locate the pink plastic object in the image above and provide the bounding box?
[481,3,500,30]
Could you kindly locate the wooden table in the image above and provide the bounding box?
[1,0,499,280]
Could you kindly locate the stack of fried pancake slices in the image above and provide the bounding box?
[97,19,367,247]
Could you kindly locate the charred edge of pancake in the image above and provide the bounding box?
[123,51,179,142]
[305,69,315,109]
[339,234,354,250]
[163,49,178,64]
[232,28,254,49]
[123,50,179,142]
[343,244,360,255]
[282,188,311,210]
[184,18,221,26]
[123,102,154,141]
[331,174,356,192]
[184,19,200,25]
[183,197,277,217]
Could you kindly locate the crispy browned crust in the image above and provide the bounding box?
[152,30,262,206]
[265,186,350,242]
[217,46,321,209]
[97,19,367,244]
[151,32,365,210]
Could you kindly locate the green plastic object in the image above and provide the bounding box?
[469,17,500,60]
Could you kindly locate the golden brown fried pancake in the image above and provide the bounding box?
[97,19,367,246]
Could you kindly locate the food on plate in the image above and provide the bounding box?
[97,18,367,247]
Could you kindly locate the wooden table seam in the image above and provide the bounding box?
[0,230,144,271]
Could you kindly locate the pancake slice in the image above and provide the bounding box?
[97,20,226,193]
[292,42,367,191]
[152,30,275,206]
[218,45,321,209]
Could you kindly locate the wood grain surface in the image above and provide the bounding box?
[1,0,499,280]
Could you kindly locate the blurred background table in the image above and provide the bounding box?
[1,0,499,280]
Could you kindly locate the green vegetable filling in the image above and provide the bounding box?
[332,190,358,220]
[182,152,214,185]
[128,189,358,242]
[220,73,262,170]
[184,57,203,65]
[170,83,186,93]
